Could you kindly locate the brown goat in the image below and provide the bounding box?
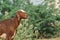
[0,9,28,40]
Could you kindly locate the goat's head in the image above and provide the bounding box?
[16,9,28,20]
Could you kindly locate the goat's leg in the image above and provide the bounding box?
[11,38,14,40]
[10,31,16,40]
[5,37,11,40]
[11,30,17,40]
[5,35,14,40]
[6,36,11,40]
[5,33,11,40]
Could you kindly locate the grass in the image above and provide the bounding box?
[14,19,60,40]
[0,19,60,40]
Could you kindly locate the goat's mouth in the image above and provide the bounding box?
[24,14,28,19]
[24,15,28,19]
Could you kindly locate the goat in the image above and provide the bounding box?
[0,9,28,40]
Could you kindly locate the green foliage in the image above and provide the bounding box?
[0,0,60,40]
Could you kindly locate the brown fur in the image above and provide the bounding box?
[0,10,28,40]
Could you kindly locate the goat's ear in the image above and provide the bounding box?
[16,13,20,20]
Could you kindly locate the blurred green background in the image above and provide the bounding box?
[0,0,60,40]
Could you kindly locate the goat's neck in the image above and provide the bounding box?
[14,16,21,29]
[16,16,21,24]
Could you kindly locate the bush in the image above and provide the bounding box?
[0,0,60,40]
